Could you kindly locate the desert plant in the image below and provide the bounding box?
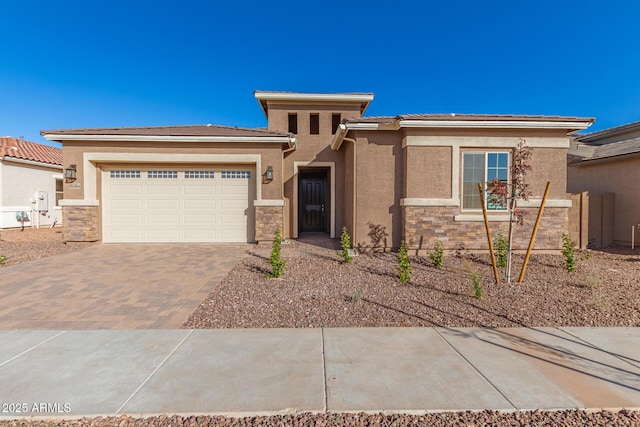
[0,255,5,265]
[267,228,286,278]
[494,234,508,268]
[471,270,483,300]
[561,233,576,273]
[585,274,599,289]
[428,240,444,269]
[340,226,353,264]
[397,240,413,284]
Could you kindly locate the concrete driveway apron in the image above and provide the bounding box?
[0,244,247,329]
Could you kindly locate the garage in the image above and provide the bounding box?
[102,166,254,243]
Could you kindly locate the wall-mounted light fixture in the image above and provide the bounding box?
[265,166,274,182]
[65,164,77,181]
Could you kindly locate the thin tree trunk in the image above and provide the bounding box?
[506,194,517,283]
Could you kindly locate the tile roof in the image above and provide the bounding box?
[345,113,594,124]
[41,124,291,138]
[573,137,640,162]
[0,137,62,166]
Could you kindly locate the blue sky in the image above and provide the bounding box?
[2,1,639,147]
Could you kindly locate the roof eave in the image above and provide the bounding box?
[254,91,375,119]
[42,133,294,144]
[397,119,594,131]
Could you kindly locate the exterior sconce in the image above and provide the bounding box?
[65,164,77,181]
[265,166,274,182]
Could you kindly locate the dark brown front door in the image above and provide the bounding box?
[299,170,327,233]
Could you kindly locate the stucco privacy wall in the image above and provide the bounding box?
[1,160,62,229]
[350,128,573,251]
[568,154,640,246]
[266,103,361,239]
[60,141,285,242]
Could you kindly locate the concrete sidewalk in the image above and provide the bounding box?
[0,327,638,419]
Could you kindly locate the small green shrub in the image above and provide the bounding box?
[397,240,413,284]
[494,234,508,268]
[561,233,576,273]
[340,226,353,264]
[0,255,5,265]
[267,228,286,278]
[428,240,444,269]
[471,271,483,300]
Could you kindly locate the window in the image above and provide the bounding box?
[110,170,141,178]
[185,170,215,179]
[221,170,251,179]
[332,113,341,134]
[148,170,177,179]
[55,178,63,206]
[310,113,319,134]
[288,113,298,134]
[462,152,509,210]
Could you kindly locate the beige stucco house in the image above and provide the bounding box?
[42,91,593,251]
[568,121,640,247]
[0,137,63,229]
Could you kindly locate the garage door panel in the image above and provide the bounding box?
[104,167,251,243]
[183,185,216,195]
[108,199,143,209]
[109,214,143,225]
[147,199,180,209]
[183,199,216,209]
[109,185,143,195]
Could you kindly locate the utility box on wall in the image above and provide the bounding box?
[35,191,48,212]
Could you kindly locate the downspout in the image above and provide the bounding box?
[342,136,358,247]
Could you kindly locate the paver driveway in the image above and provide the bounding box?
[0,244,247,329]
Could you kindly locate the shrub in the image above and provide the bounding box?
[0,255,5,265]
[494,234,508,268]
[397,240,413,284]
[471,271,483,300]
[340,226,353,264]
[561,233,576,273]
[267,228,286,278]
[428,240,444,269]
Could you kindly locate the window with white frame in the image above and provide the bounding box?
[462,152,509,210]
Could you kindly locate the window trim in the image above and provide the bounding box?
[461,150,510,212]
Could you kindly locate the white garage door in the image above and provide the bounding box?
[102,167,252,243]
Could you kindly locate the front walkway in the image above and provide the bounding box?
[0,327,638,418]
[0,244,246,329]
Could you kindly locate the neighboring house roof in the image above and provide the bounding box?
[0,136,62,166]
[576,120,640,144]
[569,136,640,164]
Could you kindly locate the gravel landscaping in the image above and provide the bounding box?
[183,240,640,329]
[0,228,95,266]
[1,410,639,426]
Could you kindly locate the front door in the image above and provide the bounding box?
[299,170,327,233]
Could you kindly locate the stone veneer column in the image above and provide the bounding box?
[255,205,284,242]
[402,205,569,252]
[62,205,99,242]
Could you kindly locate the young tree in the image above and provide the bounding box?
[487,138,532,283]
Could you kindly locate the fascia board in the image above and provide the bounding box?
[398,120,594,130]
[42,134,292,143]
[253,92,374,103]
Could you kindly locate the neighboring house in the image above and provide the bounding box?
[42,91,593,251]
[568,121,640,247]
[0,137,63,229]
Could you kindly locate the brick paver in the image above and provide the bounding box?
[0,244,247,329]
